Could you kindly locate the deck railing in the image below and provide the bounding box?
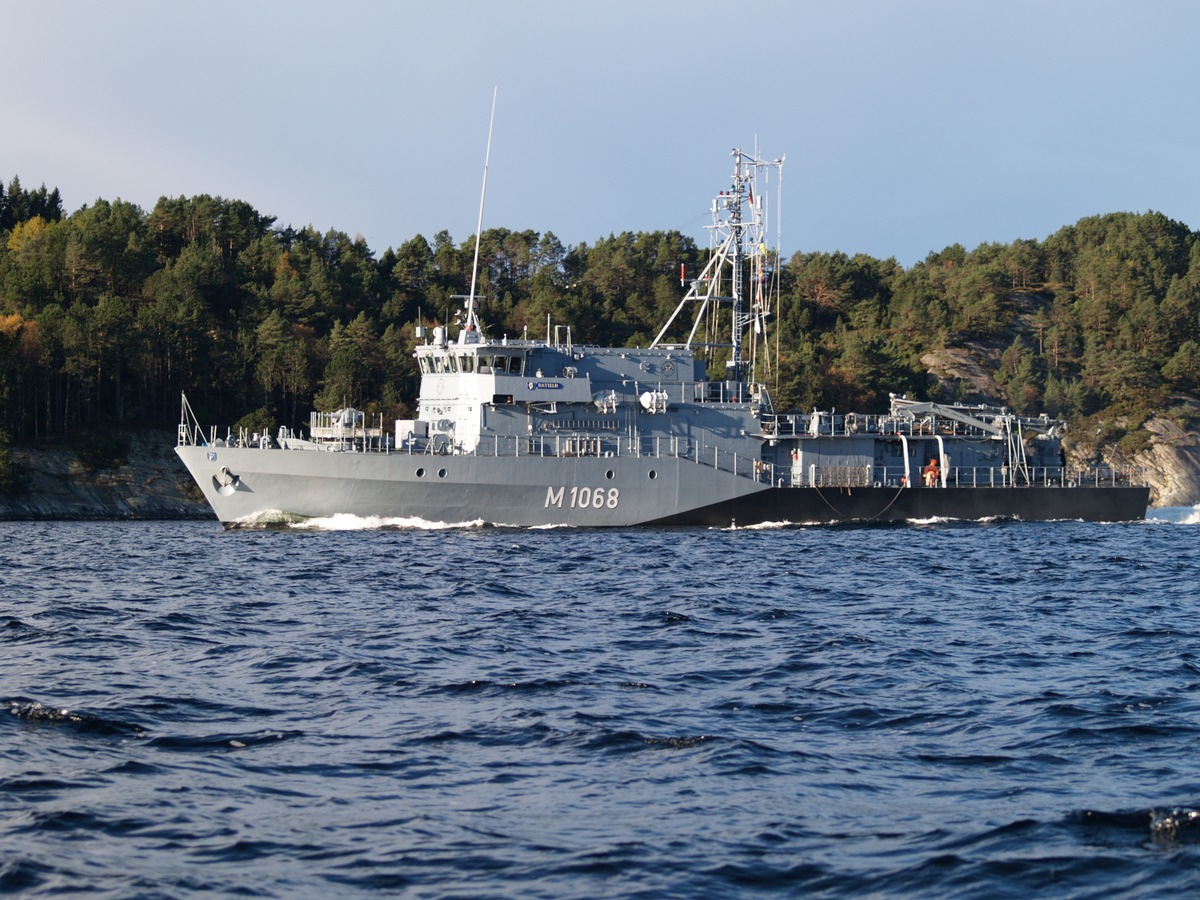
[792,464,1144,490]
[178,391,1145,490]
[185,423,1145,490]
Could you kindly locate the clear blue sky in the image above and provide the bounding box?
[4,0,1196,267]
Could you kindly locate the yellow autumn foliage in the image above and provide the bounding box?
[0,313,26,338]
[6,215,48,255]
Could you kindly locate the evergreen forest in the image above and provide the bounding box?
[3,175,1200,458]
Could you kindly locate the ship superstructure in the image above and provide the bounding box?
[176,149,1149,526]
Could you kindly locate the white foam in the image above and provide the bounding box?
[229,510,486,531]
[292,514,487,531]
[227,509,305,528]
[1146,506,1200,525]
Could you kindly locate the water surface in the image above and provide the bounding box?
[4,514,1200,896]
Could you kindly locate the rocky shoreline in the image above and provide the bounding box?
[0,431,212,521]
[0,424,1196,522]
[1128,413,1200,509]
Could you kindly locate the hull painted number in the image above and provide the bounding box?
[545,486,619,509]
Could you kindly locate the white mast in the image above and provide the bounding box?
[652,148,784,387]
[462,87,497,339]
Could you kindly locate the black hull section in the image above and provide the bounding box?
[646,486,1151,527]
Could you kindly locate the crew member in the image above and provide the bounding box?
[923,457,940,487]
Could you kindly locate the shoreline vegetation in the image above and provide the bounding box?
[3,176,1200,513]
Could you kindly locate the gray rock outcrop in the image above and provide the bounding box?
[0,431,211,520]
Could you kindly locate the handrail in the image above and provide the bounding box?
[177,392,206,446]
[792,463,1145,489]
[179,393,1146,490]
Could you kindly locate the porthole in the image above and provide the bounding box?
[648,470,658,480]
[416,467,425,478]
[606,470,615,480]
[438,468,448,479]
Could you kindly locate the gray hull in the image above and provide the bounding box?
[645,484,1151,526]
[177,446,1149,527]
[177,445,768,527]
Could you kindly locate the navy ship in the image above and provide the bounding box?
[175,149,1149,526]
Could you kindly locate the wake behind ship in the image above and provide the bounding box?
[175,150,1149,527]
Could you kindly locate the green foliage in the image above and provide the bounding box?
[994,336,1046,415]
[233,407,276,438]
[315,313,379,410]
[1118,428,1152,457]
[1162,340,1200,392]
[0,427,19,494]
[69,429,130,471]
[1,173,1198,453]
[0,177,63,231]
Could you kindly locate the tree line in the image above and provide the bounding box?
[2,174,1199,453]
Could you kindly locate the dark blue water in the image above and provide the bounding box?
[4,513,1200,897]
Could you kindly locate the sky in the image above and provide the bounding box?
[3,0,1198,267]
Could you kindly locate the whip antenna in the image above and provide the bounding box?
[464,87,497,334]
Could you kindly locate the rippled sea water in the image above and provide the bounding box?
[4,511,1200,898]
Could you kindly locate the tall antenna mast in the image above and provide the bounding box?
[728,152,746,383]
[463,87,497,337]
[651,147,784,388]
